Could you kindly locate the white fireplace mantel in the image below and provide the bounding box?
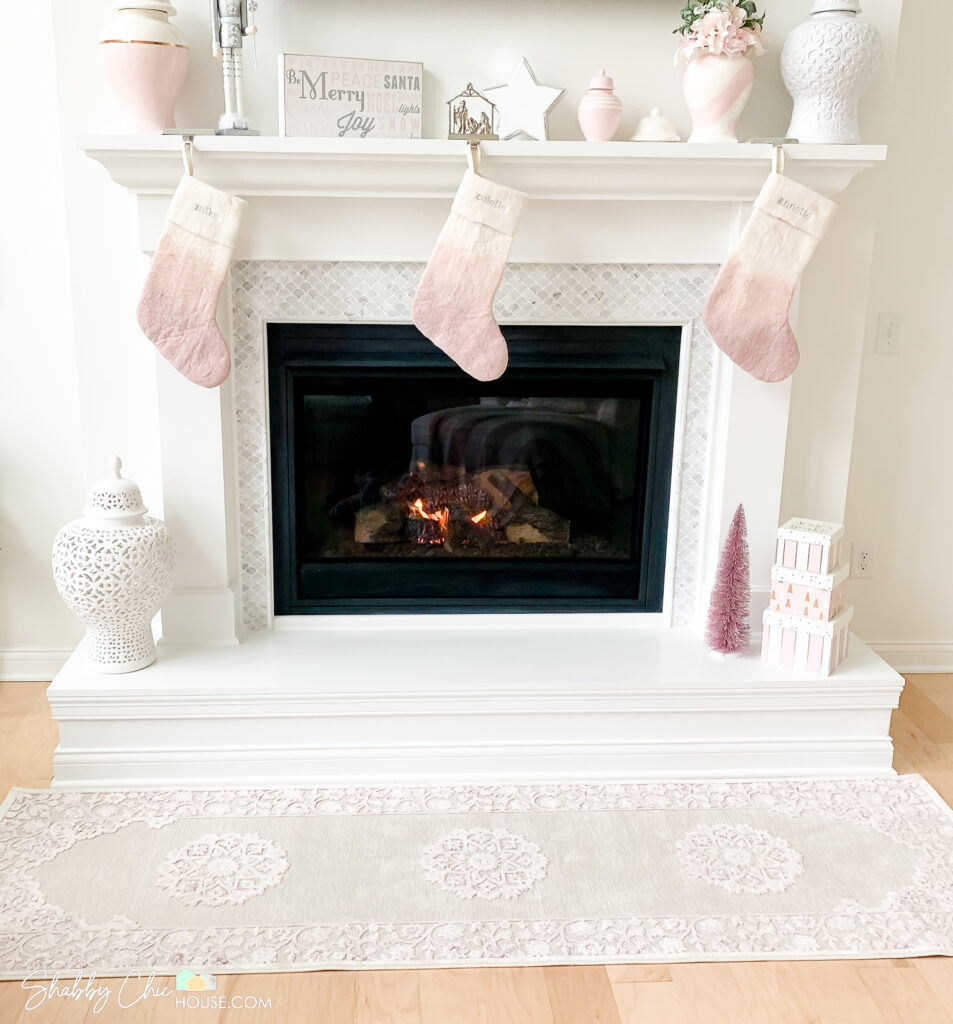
[47,133,902,789]
[80,135,886,201]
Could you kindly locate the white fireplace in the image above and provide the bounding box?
[46,137,903,787]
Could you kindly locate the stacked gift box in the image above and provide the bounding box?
[761,518,853,677]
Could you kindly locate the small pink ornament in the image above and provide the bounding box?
[577,70,623,142]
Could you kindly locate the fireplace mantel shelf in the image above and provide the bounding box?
[79,135,886,202]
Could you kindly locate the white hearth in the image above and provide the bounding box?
[47,137,902,788]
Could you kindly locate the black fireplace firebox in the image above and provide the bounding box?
[268,324,680,614]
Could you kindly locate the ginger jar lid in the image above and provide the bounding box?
[114,2,178,14]
[811,0,861,13]
[83,456,148,521]
[632,107,681,142]
[587,69,615,92]
[100,3,188,47]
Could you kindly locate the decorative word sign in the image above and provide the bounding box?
[279,54,423,139]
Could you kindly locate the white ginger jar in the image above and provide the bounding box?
[52,456,175,673]
[781,0,882,145]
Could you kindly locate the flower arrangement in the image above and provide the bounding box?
[675,1,766,62]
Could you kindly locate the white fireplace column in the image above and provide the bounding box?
[153,355,240,644]
[129,186,242,645]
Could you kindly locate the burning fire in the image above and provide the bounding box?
[407,497,489,544]
[408,497,450,544]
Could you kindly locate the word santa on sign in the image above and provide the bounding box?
[279,54,423,139]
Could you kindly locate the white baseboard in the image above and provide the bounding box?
[871,643,953,674]
[0,648,71,682]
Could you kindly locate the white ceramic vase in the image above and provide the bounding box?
[99,2,189,133]
[52,457,175,674]
[781,0,882,144]
[682,54,754,143]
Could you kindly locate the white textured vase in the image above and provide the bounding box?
[52,457,175,673]
[682,54,754,143]
[781,0,882,144]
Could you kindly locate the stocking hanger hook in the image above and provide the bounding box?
[749,137,797,177]
[773,144,785,176]
[181,135,194,177]
[467,141,481,175]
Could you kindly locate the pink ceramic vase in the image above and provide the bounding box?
[99,3,189,133]
[577,70,623,142]
[681,54,754,143]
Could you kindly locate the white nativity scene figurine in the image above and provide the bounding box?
[447,84,499,141]
[211,0,260,134]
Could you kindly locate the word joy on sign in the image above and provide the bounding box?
[279,54,423,139]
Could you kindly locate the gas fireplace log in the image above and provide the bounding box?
[506,504,571,545]
[354,503,404,544]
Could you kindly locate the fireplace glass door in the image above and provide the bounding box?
[268,324,680,613]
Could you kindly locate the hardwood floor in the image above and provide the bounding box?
[1,676,952,1022]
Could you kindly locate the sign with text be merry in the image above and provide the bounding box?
[279,54,423,139]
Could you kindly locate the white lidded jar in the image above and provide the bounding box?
[99,2,190,133]
[52,457,175,673]
[577,70,624,142]
[781,0,882,144]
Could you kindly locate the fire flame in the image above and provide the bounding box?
[410,498,449,528]
[408,497,450,543]
[406,497,489,545]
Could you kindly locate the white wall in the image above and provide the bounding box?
[7,0,942,674]
[843,0,953,671]
[0,1,85,676]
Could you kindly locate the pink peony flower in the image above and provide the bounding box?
[676,4,766,63]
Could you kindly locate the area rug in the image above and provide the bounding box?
[2,775,953,978]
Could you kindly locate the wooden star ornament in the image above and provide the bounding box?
[483,58,565,141]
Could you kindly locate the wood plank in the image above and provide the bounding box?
[611,979,687,1024]
[8,978,105,1024]
[354,970,421,1024]
[0,681,57,802]
[732,961,892,1024]
[78,976,205,1024]
[543,966,621,1024]
[419,967,553,1024]
[890,705,953,776]
[666,964,760,1024]
[896,684,953,744]
[859,964,953,1024]
[604,965,671,984]
[909,677,953,720]
[911,958,953,1005]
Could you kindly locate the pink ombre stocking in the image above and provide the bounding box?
[137,175,246,388]
[704,173,837,383]
[413,170,528,381]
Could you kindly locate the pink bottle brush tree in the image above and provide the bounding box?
[706,503,751,657]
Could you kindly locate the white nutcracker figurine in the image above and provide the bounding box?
[211,0,259,134]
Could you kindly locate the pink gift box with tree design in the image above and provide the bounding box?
[769,562,849,622]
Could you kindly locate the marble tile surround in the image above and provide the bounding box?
[229,262,719,631]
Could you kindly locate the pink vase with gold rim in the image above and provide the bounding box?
[682,54,754,143]
[99,2,189,133]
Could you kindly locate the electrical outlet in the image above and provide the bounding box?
[851,543,875,579]
[875,313,902,355]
